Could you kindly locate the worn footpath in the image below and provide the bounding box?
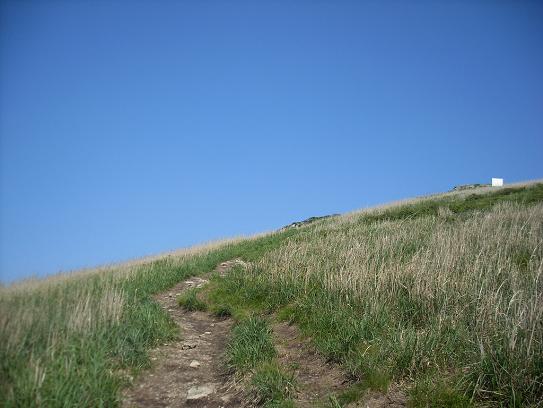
[123,260,406,407]
[123,261,243,408]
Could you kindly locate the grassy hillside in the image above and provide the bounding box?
[1,182,542,407]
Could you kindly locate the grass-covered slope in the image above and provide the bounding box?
[207,183,543,407]
[1,182,542,407]
[0,234,296,407]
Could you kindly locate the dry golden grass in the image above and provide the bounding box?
[251,200,542,403]
[343,178,543,219]
[0,233,268,295]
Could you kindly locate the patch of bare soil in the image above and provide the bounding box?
[346,384,406,408]
[273,322,407,408]
[273,321,348,407]
[122,260,244,408]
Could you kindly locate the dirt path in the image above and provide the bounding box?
[273,321,406,408]
[122,260,406,407]
[122,261,243,408]
[273,321,348,407]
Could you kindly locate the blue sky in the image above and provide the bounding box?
[1,1,542,283]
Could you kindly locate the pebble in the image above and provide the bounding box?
[189,360,200,368]
[186,384,216,400]
[181,342,197,350]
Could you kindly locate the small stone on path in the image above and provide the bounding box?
[189,360,200,368]
[186,384,216,400]
[181,342,197,350]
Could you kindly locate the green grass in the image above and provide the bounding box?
[226,316,276,372]
[204,183,543,407]
[177,287,207,311]
[0,229,300,407]
[327,383,368,406]
[2,182,542,407]
[362,183,543,224]
[223,313,295,406]
[210,303,233,318]
[251,362,296,407]
[408,375,472,408]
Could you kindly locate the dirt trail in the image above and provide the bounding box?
[123,260,406,407]
[273,321,348,407]
[273,322,406,407]
[122,260,243,408]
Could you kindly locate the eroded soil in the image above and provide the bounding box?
[273,321,348,406]
[273,322,406,407]
[122,261,243,408]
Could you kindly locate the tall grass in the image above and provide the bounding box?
[212,184,543,406]
[226,316,276,372]
[225,315,295,406]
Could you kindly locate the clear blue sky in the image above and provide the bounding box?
[1,1,542,283]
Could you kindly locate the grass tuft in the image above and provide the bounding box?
[226,316,276,372]
[251,362,297,406]
[211,304,233,318]
[409,375,472,408]
[177,288,207,311]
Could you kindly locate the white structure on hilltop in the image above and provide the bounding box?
[492,178,504,187]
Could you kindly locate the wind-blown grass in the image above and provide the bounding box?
[208,183,543,406]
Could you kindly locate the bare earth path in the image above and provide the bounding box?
[273,322,406,408]
[122,261,243,408]
[123,260,406,407]
[273,321,348,407]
